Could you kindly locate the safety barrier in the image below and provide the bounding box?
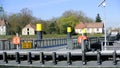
[101,41,120,50]
[0,50,119,66]
[0,37,105,50]
[0,38,67,50]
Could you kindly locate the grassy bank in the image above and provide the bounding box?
[0,34,68,40]
[0,33,103,40]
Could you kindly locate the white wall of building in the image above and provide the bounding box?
[22,27,35,35]
[0,26,6,35]
[75,28,103,34]
[75,29,82,34]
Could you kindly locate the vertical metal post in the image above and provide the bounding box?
[67,52,72,65]
[36,24,42,40]
[40,52,44,64]
[81,40,85,52]
[2,40,5,50]
[101,42,104,50]
[113,50,117,65]
[16,33,19,50]
[32,40,34,49]
[67,27,71,39]
[37,31,42,40]
[33,40,37,49]
[8,40,11,50]
[87,37,90,50]
[98,0,107,50]
[52,52,57,65]
[28,52,32,64]
[67,27,73,49]
[3,52,8,63]
[104,5,107,50]
[15,52,20,64]
[97,50,101,65]
[82,51,86,65]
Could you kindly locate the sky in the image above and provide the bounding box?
[1,0,120,28]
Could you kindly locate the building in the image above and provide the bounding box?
[0,19,6,35]
[22,23,35,35]
[0,6,6,35]
[75,22,104,34]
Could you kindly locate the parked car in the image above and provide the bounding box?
[107,30,120,41]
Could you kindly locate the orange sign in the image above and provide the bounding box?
[12,36,20,45]
[77,36,87,44]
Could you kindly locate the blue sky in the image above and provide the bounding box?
[1,0,120,28]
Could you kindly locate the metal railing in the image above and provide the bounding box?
[0,37,105,50]
[101,41,120,50]
[34,38,67,48]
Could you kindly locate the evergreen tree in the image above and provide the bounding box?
[95,13,102,22]
[0,6,4,19]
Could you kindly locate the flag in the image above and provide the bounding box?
[98,0,106,7]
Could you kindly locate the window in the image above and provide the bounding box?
[27,28,29,31]
[27,32,29,35]
[97,28,99,31]
[27,28,29,35]
[79,29,82,32]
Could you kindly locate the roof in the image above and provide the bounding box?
[0,19,6,26]
[75,22,86,29]
[75,22,104,29]
[111,30,119,32]
[24,23,35,29]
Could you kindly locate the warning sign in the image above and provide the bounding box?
[12,36,20,45]
[22,41,32,49]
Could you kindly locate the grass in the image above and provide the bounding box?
[0,34,68,40]
[0,33,104,40]
[87,33,104,37]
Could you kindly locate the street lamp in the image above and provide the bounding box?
[98,0,107,50]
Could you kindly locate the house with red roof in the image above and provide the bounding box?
[75,22,104,34]
[22,23,35,35]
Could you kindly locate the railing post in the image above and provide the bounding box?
[97,50,101,65]
[34,40,37,49]
[40,52,44,64]
[2,40,5,50]
[82,51,86,65]
[8,40,11,50]
[52,52,57,65]
[113,50,117,65]
[81,40,85,51]
[101,42,104,50]
[28,52,32,64]
[3,52,8,63]
[15,52,20,64]
[67,52,72,65]
[86,37,90,50]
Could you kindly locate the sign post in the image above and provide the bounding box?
[36,24,42,40]
[12,33,20,50]
[67,27,72,39]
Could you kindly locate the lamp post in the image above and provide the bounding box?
[98,0,107,50]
